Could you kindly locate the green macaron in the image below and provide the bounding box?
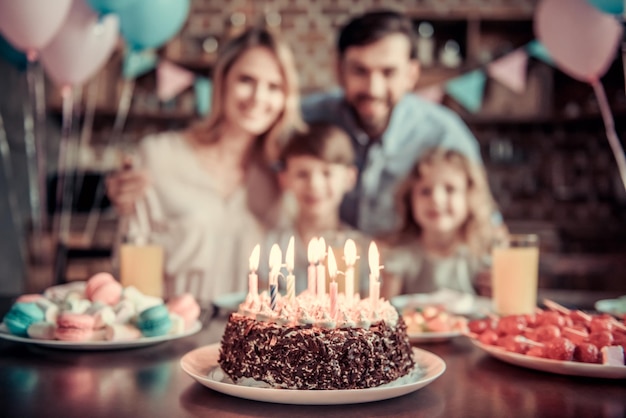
[3,302,45,337]
[137,305,172,337]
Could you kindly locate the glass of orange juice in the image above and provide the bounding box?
[120,243,164,298]
[491,234,539,315]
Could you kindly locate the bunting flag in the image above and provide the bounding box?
[526,40,554,65]
[416,83,445,103]
[122,49,158,80]
[445,69,487,113]
[156,61,194,102]
[194,76,212,116]
[487,49,529,94]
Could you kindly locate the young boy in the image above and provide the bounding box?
[259,122,369,295]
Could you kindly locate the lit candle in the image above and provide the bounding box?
[316,237,327,298]
[269,243,282,311]
[307,237,318,294]
[285,236,295,301]
[343,239,357,306]
[327,246,338,318]
[368,241,380,309]
[248,244,260,299]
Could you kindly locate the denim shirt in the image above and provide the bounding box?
[302,90,482,236]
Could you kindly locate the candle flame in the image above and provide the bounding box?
[286,236,295,272]
[327,246,337,279]
[307,237,318,264]
[249,244,260,271]
[317,237,326,261]
[368,241,380,279]
[269,243,282,276]
[344,239,357,266]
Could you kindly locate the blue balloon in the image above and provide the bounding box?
[86,0,138,15]
[0,35,27,71]
[586,0,624,14]
[119,0,190,51]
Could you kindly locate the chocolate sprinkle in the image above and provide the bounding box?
[218,313,415,390]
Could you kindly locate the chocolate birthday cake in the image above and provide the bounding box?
[218,292,415,390]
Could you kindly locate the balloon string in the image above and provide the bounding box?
[32,64,48,231]
[54,86,79,245]
[23,62,42,249]
[83,78,135,246]
[73,77,100,208]
[0,112,26,266]
[591,79,626,192]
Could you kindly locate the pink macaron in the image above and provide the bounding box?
[16,293,45,303]
[166,293,201,328]
[55,313,95,341]
[85,273,122,306]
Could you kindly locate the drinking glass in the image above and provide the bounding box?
[491,234,539,315]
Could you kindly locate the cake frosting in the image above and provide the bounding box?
[218,291,415,390]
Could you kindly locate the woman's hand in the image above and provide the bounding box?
[105,156,150,216]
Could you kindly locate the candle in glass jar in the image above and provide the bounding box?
[343,239,357,305]
[307,237,317,294]
[248,244,260,298]
[327,246,338,318]
[316,237,327,297]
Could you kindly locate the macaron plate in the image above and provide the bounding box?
[0,320,201,351]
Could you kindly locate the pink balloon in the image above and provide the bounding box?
[0,0,72,57]
[40,0,119,87]
[535,0,623,82]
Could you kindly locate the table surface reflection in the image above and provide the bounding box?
[0,289,625,418]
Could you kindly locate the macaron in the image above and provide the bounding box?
[27,321,56,340]
[16,293,45,303]
[55,312,95,342]
[166,293,200,329]
[105,324,142,341]
[85,272,122,306]
[44,281,86,302]
[3,302,45,336]
[137,305,172,337]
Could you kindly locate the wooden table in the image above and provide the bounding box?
[0,290,625,418]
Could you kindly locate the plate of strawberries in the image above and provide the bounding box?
[467,300,626,379]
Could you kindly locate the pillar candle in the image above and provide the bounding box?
[327,247,338,318]
[317,237,327,298]
[368,241,380,310]
[307,238,318,294]
[344,239,357,306]
[329,281,338,318]
[248,244,260,299]
[268,244,282,310]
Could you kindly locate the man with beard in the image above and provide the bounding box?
[302,9,482,237]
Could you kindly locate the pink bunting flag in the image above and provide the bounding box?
[157,61,194,102]
[415,84,445,103]
[487,49,529,95]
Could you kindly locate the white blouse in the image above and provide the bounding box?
[129,132,268,304]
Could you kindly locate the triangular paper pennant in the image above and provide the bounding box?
[487,49,529,94]
[122,49,158,79]
[157,61,194,102]
[415,84,445,103]
[194,76,212,116]
[526,40,554,65]
[445,70,487,114]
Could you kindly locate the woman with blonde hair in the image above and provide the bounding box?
[106,27,304,302]
[382,147,506,297]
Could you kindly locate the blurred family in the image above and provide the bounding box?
[106,9,502,303]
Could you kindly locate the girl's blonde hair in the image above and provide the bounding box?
[394,147,501,256]
[187,27,304,162]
